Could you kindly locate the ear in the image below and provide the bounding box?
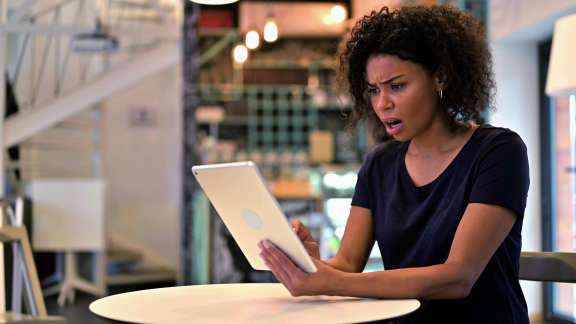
[434,66,448,91]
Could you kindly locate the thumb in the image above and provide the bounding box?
[292,219,314,242]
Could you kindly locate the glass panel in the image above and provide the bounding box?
[553,95,576,319]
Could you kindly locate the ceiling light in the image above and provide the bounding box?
[233,44,248,63]
[331,5,346,23]
[246,31,260,49]
[264,18,278,42]
[189,0,239,4]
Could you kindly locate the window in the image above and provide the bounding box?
[540,39,576,323]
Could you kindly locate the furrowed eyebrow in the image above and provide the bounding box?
[366,75,406,87]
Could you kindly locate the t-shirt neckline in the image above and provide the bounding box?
[400,124,484,192]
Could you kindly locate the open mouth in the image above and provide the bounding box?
[383,119,403,135]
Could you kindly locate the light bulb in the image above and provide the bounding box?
[331,5,346,23]
[190,0,239,4]
[264,18,278,42]
[246,31,260,49]
[233,45,248,63]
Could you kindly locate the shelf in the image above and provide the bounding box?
[243,60,335,70]
[198,28,237,37]
[197,116,249,126]
[270,179,318,199]
[197,85,355,152]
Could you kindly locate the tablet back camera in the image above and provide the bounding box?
[241,209,263,229]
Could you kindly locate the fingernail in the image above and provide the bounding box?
[293,227,296,231]
[263,241,271,248]
[257,242,263,249]
[259,252,265,260]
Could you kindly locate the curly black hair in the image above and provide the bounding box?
[335,4,495,143]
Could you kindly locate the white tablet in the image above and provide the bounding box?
[192,161,317,273]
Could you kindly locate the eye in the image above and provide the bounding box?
[368,88,378,94]
[391,84,403,91]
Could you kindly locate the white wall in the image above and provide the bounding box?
[103,64,182,269]
[489,0,576,317]
[490,0,576,42]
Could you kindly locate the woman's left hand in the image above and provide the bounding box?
[258,240,340,297]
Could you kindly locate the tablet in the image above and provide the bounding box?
[192,161,317,273]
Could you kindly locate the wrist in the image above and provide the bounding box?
[326,269,350,296]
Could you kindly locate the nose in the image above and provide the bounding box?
[374,93,392,116]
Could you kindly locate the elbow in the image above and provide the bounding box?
[454,282,472,299]
[452,275,475,299]
[440,262,478,299]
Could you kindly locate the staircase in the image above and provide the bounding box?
[106,245,176,286]
[3,0,181,297]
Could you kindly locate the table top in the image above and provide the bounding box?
[89,283,420,324]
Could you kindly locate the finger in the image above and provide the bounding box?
[259,243,291,284]
[260,244,292,283]
[264,261,284,285]
[292,220,315,243]
[263,240,302,278]
[302,241,317,250]
[261,254,289,286]
[302,241,319,257]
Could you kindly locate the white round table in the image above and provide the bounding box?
[89,283,420,324]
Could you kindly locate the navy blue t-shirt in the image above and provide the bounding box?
[351,124,530,324]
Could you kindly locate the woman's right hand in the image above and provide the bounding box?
[291,219,320,260]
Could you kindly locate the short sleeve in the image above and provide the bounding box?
[351,154,371,209]
[468,132,530,221]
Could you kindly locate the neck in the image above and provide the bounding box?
[408,118,471,159]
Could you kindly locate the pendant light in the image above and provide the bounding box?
[264,17,278,42]
[331,5,346,23]
[263,0,278,43]
[246,30,260,49]
[189,0,239,5]
[233,44,248,63]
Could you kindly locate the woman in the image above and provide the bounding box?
[258,4,530,323]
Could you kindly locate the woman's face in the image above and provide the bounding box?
[365,54,443,142]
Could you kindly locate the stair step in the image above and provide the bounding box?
[110,0,176,9]
[106,269,176,286]
[107,249,143,264]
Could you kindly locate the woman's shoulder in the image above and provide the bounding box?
[469,124,528,164]
[474,124,526,149]
[356,140,405,179]
[364,140,406,164]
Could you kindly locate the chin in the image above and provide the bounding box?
[391,133,410,142]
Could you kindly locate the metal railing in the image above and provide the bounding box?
[5,0,180,111]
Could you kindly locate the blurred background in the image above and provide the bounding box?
[0,0,575,323]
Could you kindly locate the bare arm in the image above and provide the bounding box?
[322,206,375,273]
[259,203,517,299]
[334,203,517,299]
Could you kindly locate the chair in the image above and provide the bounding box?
[519,251,576,323]
[519,251,576,283]
[0,196,66,323]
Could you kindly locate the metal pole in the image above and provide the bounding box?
[0,0,8,314]
[181,0,200,286]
